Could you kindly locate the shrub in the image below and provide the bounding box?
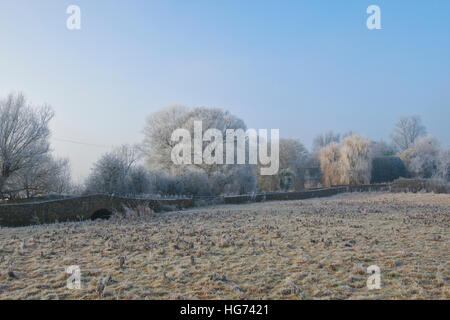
[279,169,295,191]
[391,178,449,194]
[371,156,407,183]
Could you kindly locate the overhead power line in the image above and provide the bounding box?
[53,137,113,149]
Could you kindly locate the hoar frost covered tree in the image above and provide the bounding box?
[142,105,189,171]
[319,135,372,187]
[11,156,72,198]
[257,138,308,192]
[313,131,341,151]
[435,148,450,182]
[0,93,72,199]
[398,136,439,178]
[370,140,396,157]
[390,115,426,151]
[84,145,151,196]
[340,134,372,185]
[319,142,342,187]
[143,105,256,195]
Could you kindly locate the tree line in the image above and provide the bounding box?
[1,93,449,200]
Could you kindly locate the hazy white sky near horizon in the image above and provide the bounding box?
[0,0,449,182]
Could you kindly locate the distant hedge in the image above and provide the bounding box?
[371,156,407,183]
[391,178,449,194]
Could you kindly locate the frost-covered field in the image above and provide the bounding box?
[0,192,448,300]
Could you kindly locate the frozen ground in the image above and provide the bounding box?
[0,192,448,300]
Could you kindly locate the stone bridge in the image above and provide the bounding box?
[0,195,194,227]
[0,184,394,228]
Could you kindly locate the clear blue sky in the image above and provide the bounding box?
[1,0,449,181]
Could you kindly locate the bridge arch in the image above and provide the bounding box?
[91,208,113,220]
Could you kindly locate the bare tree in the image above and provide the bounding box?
[313,131,340,151]
[0,93,54,197]
[390,115,426,151]
[370,140,396,157]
